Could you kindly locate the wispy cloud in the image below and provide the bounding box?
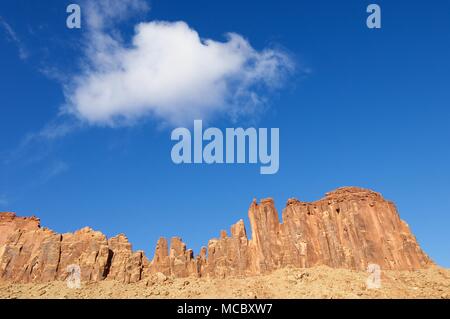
[2,116,81,166]
[0,160,68,210]
[0,195,8,207]
[40,160,69,184]
[0,15,29,60]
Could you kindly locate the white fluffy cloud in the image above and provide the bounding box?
[84,0,150,30]
[64,1,293,126]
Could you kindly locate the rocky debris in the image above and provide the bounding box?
[2,265,448,299]
[153,272,168,283]
[0,187,434,284]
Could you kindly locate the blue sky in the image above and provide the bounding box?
[0,0,449,267]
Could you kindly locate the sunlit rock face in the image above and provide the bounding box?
[0,187,433,283]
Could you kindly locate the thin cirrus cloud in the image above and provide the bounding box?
[39,161,69,184]
[0,195,8,207]
[63,0,295,127]
[0,15,29,60]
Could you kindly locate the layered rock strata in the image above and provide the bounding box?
[0,187,433,283]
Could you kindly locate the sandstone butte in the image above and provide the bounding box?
[0,187,434,284]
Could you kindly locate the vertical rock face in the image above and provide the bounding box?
[107,234,143,283]
[0,187,434,283]
[0,213,40,245]
[248,198,284,273]
[150,237,171,275]
[257,187,431,272]
[58,228,111,282]
[205,220,251,277]
[145,187,432,278]
[0,214,61,283]
[149,237,198,277]
[0,216,145,283]
[105,234,148,283]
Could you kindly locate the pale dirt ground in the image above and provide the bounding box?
[1,266,449,299]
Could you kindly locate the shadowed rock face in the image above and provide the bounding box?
[0,187,433,283]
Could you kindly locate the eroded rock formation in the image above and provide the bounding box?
[0,187,433,283]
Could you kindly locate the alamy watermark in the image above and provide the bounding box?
[65,3,382,30]
[66,264,81,289]
[367,4,381,29]
[66,4,81,29]
[366,263,382,289]
[171,120,279,175]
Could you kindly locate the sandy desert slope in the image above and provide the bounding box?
[1,266,449,299]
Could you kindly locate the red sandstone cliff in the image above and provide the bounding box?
[0,187,433,283]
